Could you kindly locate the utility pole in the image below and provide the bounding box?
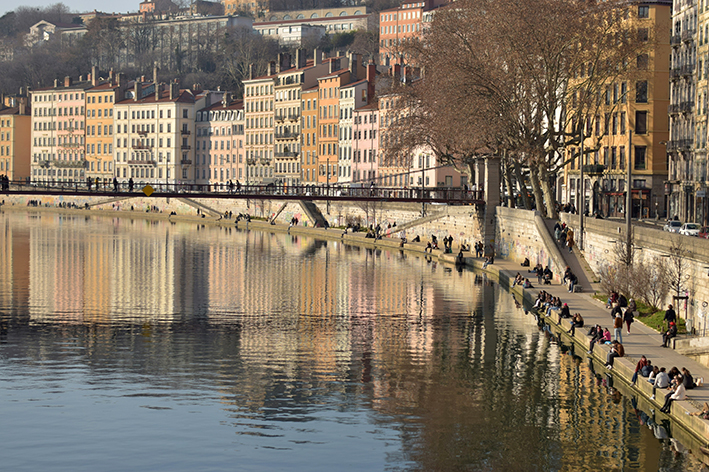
[626,129,632,265]
[579,137,585,251]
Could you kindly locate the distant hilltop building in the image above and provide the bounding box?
[253,6,372,41]
[25,20,87,48]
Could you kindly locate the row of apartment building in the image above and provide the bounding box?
[0,51,465,191]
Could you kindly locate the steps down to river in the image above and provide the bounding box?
[299,200,329,228]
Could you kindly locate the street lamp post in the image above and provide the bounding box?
[326,156,330,215]
[579,138,585,251]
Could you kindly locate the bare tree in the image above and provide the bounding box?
[393,0,649,218]
[666,238,690,300]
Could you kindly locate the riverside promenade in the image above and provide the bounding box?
[462,255,709,447]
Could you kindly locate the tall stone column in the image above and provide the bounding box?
[483,156,500,256]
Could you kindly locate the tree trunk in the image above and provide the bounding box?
[528,161,547,217]
[539,164,559,220]
[513,159,532,210]
[502,152,515,208]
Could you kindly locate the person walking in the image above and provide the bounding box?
[624,303,635,335]
[613,312,623,344]
[664,304,677,330]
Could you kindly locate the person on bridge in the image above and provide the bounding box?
[113,177,119,192]
[128,178,134,192]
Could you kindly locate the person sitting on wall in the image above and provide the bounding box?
[482,255,494,269]
[412,235,421,243]
[542,266,553,285]
[662,322,677,348]
[456,250,465,265]
[523,278,533,289]
[530,262,542,274]
[521,258,530,267]
[605,340,625,369]
[567,313,584,336]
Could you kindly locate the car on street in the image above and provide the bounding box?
[699,226,709,239]
[663,220,682,233]
[679,222,701,236]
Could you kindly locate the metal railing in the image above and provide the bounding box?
[1,180,486,204]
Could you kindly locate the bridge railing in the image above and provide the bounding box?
[1,179,484,203]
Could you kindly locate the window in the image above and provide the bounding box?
[638,28,649,41]
[637,54,649,69]
[634,146,647,170]
[638,5,649,18]
[636,81,648,103]
[183,109,188,118]
[635,111,648,134]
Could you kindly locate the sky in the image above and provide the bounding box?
[0,0,137,18]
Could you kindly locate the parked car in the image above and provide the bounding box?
[663,220,682,233]
[679,223,701,236]
[699,226,709,239]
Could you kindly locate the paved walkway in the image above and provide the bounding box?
[473,256,709,443]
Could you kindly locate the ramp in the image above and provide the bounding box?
[541,218,594,292]
[176,198,221,218]
[270,202,289,223]
[299,200,329,228]
[86,196,134,208]
[392,210,448,233]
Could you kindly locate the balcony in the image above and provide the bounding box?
[275,151,298,158]
[582,164,606,175]
[128,160,157,166]
[38,160,51,168]
[670,35,682,47]
[275,131,298,139]
[679,139,694,150]
[682,29,695,42]
[180,129,191,135]
[275,115,286,122]
[246,158,258,165]
[680,101,695,113]
[666,141,679,152]
[133,143,153,150]
[180,159,192,165]
[54,159,87,168]
[288,113,300,121]
[137,130,148,136]
[681,64,695,77]
[181,144,191,150]
[668,104,680,114]
[670,68,681,80]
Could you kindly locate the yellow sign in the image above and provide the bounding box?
[143,185,154,197]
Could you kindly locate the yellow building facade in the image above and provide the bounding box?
[0,96,32,182]
[564,1,671,219]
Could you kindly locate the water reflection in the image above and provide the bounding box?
[0,211,704,471]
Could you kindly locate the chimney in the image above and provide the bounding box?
[169,80,179,100]
[153,65,159,85]
[79,75,84,82]
[222,92,231,107]
[64,76,72,87]
[268,60,276,76]
[54,79,59,88]
[392,64,401,81]
[155,83,162,101]
[91,66,98,86]
[248,63,255,80]
[277,52,291,73]
[117,72,124,87]
[314,48,321,66]
[109,69,114,84]
[19,96,27,116]
[296,48,306,69]
[134,82,142,101]
[367,62,376,99]
[349,52,359,81]
[329,57,341,74]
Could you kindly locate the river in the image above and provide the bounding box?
[0,210,703,471]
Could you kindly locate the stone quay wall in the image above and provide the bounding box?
[1,193,486,251]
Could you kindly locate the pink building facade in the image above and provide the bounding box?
[352,101,379,185]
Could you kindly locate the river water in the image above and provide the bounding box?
[0,210,703,471]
